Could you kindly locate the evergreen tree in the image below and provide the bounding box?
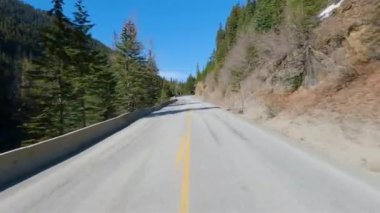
[91,51,117,120]
[90,50,117,120]
[225,4,242,48]
[145,49,161,105]
[239,0,257,26]
[70,0,117,126]
[254,0,285,31]
[183,75,196,95]
[115,20,148,111]
[24,0,74,141]
[215,23,228,64]
[196,63,201,80]
[71,0,97,127]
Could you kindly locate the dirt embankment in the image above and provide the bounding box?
[197,0,380,173]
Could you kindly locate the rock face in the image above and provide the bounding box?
[312,0,380,74]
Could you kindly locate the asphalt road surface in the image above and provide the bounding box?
[1,96,380,213]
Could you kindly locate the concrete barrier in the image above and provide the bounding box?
[0,99,177,188]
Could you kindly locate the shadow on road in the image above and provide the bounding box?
[169,102,201,107]
[148,107,219,117]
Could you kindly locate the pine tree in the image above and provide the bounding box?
[70,0,117,125]
[115,20,147,111]
[93,52,117,120]
[183,75,196,95]
[71,0,97,127]
[225,4,242,48]
[239,0,257,26]
[196,63,201,81]
[145,49,161,105]
[24,0,74,141]
[116,20,143,72]
[215,23,227,64]
[254,0,285,31]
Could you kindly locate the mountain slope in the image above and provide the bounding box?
[0,0,49,151]
[196,0,380,172]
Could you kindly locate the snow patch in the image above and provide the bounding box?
[318,0,345,20]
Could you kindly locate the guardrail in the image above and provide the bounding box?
[0,99,177,189]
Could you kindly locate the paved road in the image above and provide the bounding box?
[1,96,380,213]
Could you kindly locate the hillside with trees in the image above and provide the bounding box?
[0,0,177,152]
[196,0,380,172]
[0,0,50,151]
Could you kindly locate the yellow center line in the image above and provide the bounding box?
[177,111,192,213]
[176,135,186,166]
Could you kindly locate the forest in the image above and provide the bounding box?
[0,0,195,153]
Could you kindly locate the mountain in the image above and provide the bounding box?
[196,0,380,172]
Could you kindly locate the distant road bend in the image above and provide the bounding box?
[1,96,380,213]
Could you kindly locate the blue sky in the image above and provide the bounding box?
[24,0,242,81]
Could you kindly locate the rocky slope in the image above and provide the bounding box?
[197,0,380,173]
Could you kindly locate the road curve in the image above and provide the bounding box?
[1,96,380,213]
